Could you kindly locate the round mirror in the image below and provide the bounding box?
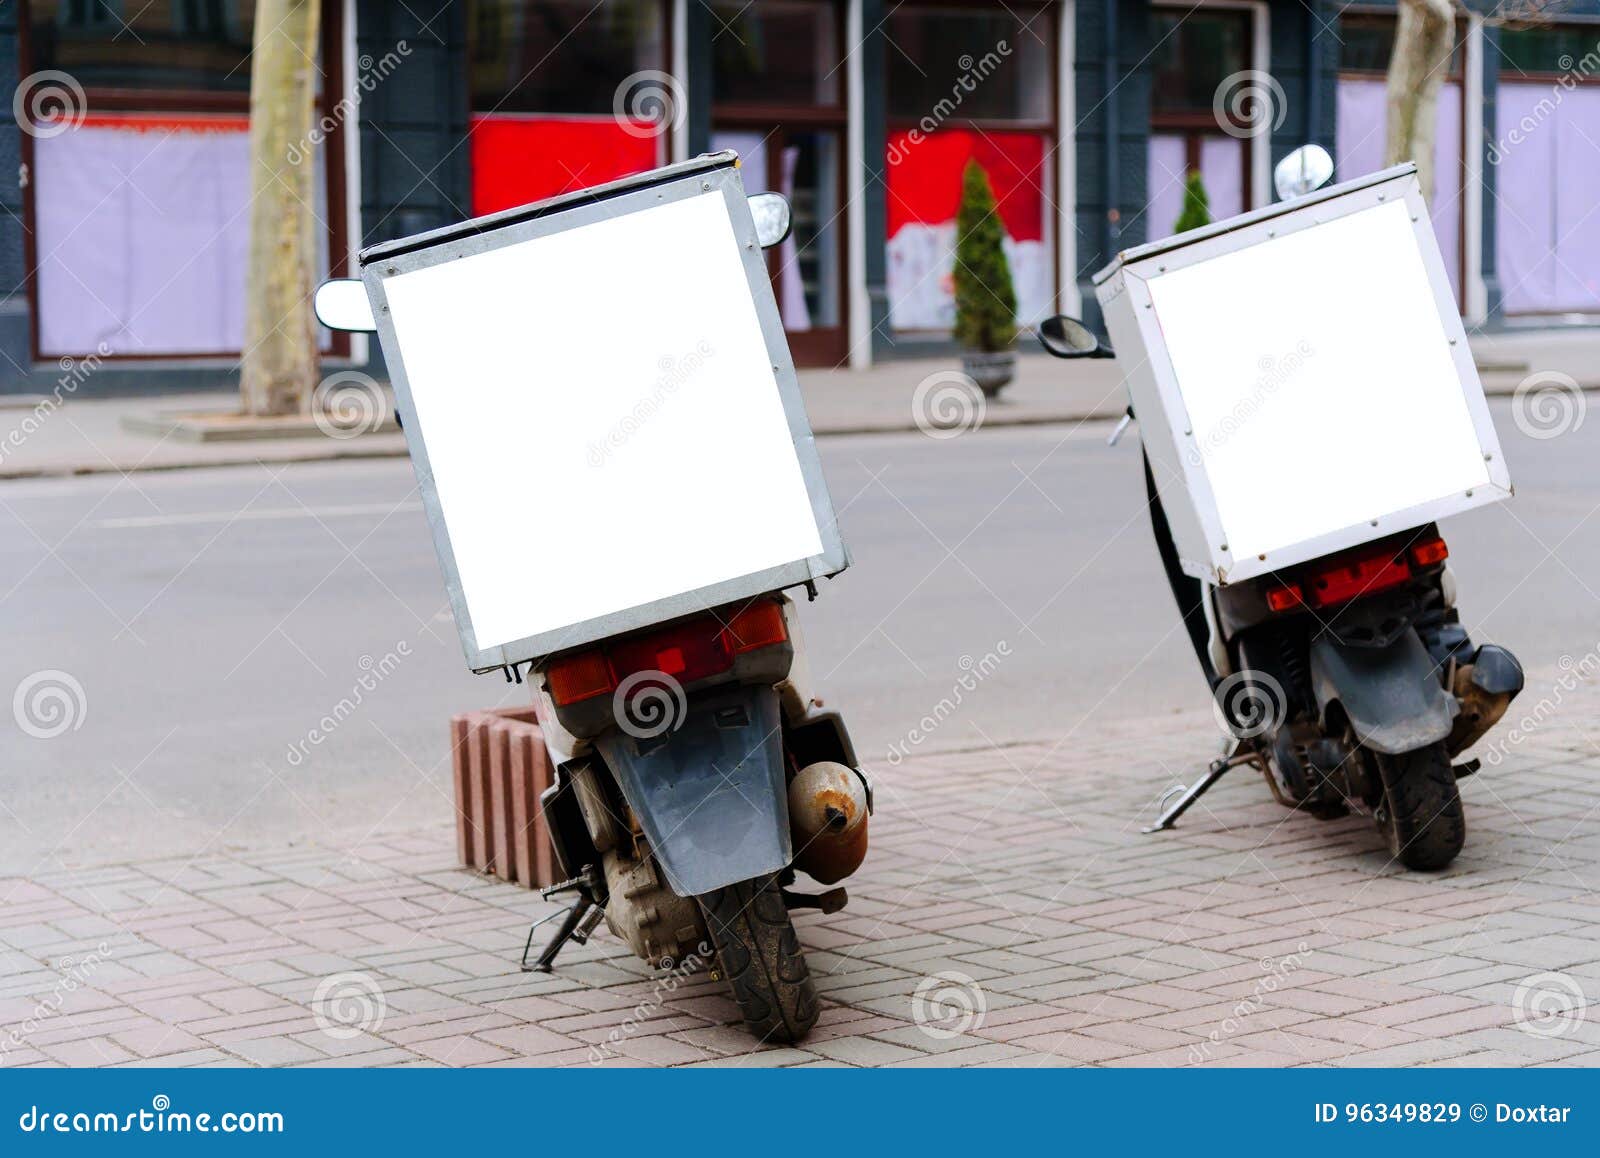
[1273,144,1335,202]
[1038,315,1101,359]
[314,279,377,333]
[747,192,793,249]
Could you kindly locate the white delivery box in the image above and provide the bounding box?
[359,152,847,672]
[1093,163,1510,586]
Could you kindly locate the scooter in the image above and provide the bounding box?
[1036,148,1524,870]
[314,181,872,1043]
[528,593,869,1043]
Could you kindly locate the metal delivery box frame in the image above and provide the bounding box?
[360,152,848,672]
[1093,163,1510,587]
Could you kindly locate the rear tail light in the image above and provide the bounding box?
[547,650,614,705]
[609,618,733,687]
[1305,549,1411,609]
[1410,536,1449,567]
[1265,583,1304,613]
[547,601,788,707]
[724,599,788,653]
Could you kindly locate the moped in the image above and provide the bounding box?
[1036,147,1523,870]
[315,170,872,1041]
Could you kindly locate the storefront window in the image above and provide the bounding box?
[27,0,256,94]
[883,4,1054,333]
[467,1,669,216]
[469,0,663,114]
[1337,13,1461,75]
[1500,26,1600,74]
[1150,9,1248,115]
[22,1,348,360]
[885,7,1050,123]
[711,1,839,107]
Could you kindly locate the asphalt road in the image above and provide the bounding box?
[3,398,1597,871]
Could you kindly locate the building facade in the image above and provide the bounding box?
[3,0,1598,394]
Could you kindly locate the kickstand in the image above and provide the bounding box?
[520,865,606,973]
[1141,739,1259,834]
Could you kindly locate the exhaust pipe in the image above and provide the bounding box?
[788,761,869,885]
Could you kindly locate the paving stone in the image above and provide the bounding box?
[5,692,1600,1068]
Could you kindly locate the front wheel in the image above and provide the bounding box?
[698,875,818,1043]
[1373,742,1464,870]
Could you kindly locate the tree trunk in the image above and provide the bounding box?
[1384,0,1455,206]
[241,0,322,416]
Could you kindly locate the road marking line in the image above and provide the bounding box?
[91,501,423,529]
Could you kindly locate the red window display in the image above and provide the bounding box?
[469,116,662,216]
[884,128,1050,332]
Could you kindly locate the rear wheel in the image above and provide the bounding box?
[698,874,818,1044]
[1373,742,1464,870]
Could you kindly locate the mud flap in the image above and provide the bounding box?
[594,685,790,899]
[1310,629,1457,756]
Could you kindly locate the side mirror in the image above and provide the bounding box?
[1273,144,1334,202]
[748,193,792,249]
[1038,315,1108,359]
[314,278,377,332]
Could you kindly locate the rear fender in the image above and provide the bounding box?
[1310,629,1457,755]
[594,684,789,898]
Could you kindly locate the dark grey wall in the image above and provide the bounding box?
[1,1,29,390]
[1072,0,1338,334]
[355,0,470,247]
[1074,0,1152,334]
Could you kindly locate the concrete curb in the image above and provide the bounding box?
[0,380,1582,480]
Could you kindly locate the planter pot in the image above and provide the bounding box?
[961,349,1017,397]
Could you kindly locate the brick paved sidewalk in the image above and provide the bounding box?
[3,686,1599,1068]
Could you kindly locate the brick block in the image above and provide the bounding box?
[448,707,557,888]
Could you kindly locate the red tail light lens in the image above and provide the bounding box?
[724,600,788,653]
[610,619,733,687]
[547,603,790,707]
[1410,536,1449,567]
[1306,549,1411,608]
[1265,583,1304,613]
[547,650,614,705]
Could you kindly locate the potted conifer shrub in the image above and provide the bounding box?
[952,160,1019,396]
[1174,171,1212,234]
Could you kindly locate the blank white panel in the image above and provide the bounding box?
[1146,200,1491,563]
[383,191,823,650]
